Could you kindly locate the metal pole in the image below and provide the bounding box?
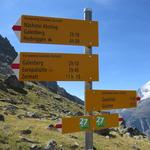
[84,8,93,150]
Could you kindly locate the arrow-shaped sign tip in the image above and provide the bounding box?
[10,63,20,69]
[55,123,62,129]
[136,96,141,102]
[12,25,21,31]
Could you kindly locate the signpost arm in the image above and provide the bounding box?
[84,8,93,150]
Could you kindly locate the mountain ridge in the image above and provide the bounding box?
[0,34,83,105]
[121,81,150,138]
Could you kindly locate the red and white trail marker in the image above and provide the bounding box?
[136,96,141,102]
[55,119,62,132]
[10,55,20,79]
[12,18,21,41]
[119,117,123,122]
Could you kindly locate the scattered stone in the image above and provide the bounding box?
[0,80,7,91]
[45,140,57,150]
[47,124,55,130]
[4,105,18,115]
[118,126,144,137]
[74,111,84,116]
[0,114,5,121]
[53,95,61,100]
[124,132,131,137]
[79,105,83,109]
[26,84,34,90]
[37,104,47,111]
[0,98,20,105]
[25,112,42,119]
[105,135,110,139]
[49,113,57,118]
[51,116,59,121]
[131,144,141,150]
[30,144,42,150]
[58,145,64,150]
[127,128,139,136]
[20,137,39,144]
[133,135,143,140]
[93,146,97,150]
[17,114,23,119]
[70,141,79,149]
[20,106,28,111]
[70,135,78,139]
[4,75,24,90]
[95,128,110,136]
[0,106,3,111]
[3,112,8,115]
[20,129,32,135]
[61,109,70,114]
[66,111,73,116]
[23,99,30,105]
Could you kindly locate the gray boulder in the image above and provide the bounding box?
[25,112,42,119]
[70,141,79,149]
[45,140,57,150]
[4,75,25,91]
[20,129,32,135]
[4,105,18,115]
[30,144,42,150]
[0,114,5,121]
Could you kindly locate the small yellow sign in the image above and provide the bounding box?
[93,114,119,131]
[86,90,137,112]
[62,114,119,134]
[19,52,99,81]
[62,116,91,134]
[20,15,99,46]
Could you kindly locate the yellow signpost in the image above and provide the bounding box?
[18,52,99,81]
[86,90,137,112]
[17,15,99,46]
[11,10,139,150]
[62,114,119,134]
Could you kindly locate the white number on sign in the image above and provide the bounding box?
[96,117,105,127]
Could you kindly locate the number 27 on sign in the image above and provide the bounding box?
[96,116,105,127]
[80,118,90,130]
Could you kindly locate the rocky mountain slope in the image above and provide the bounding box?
[0,34,83,105]
[0,74,84,150]
[1,75,150,150]
[0,35,17,64]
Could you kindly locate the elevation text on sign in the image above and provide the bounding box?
[13,15,98,46]
[86,90,137,112]
[11,52,99,81]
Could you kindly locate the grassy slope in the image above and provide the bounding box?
[0,80,150,149]
[1,115,150,150]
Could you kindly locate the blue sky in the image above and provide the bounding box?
[1,0,150,100]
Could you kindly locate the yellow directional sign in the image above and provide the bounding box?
[62,116,91,134]
[62,114,119,134]
[18,15,98,46]
[86,90,137,112]
[18,52,98,81]
[93,114,119,131]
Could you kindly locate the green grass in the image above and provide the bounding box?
[1,82,150,149]
[1,114,150,150]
